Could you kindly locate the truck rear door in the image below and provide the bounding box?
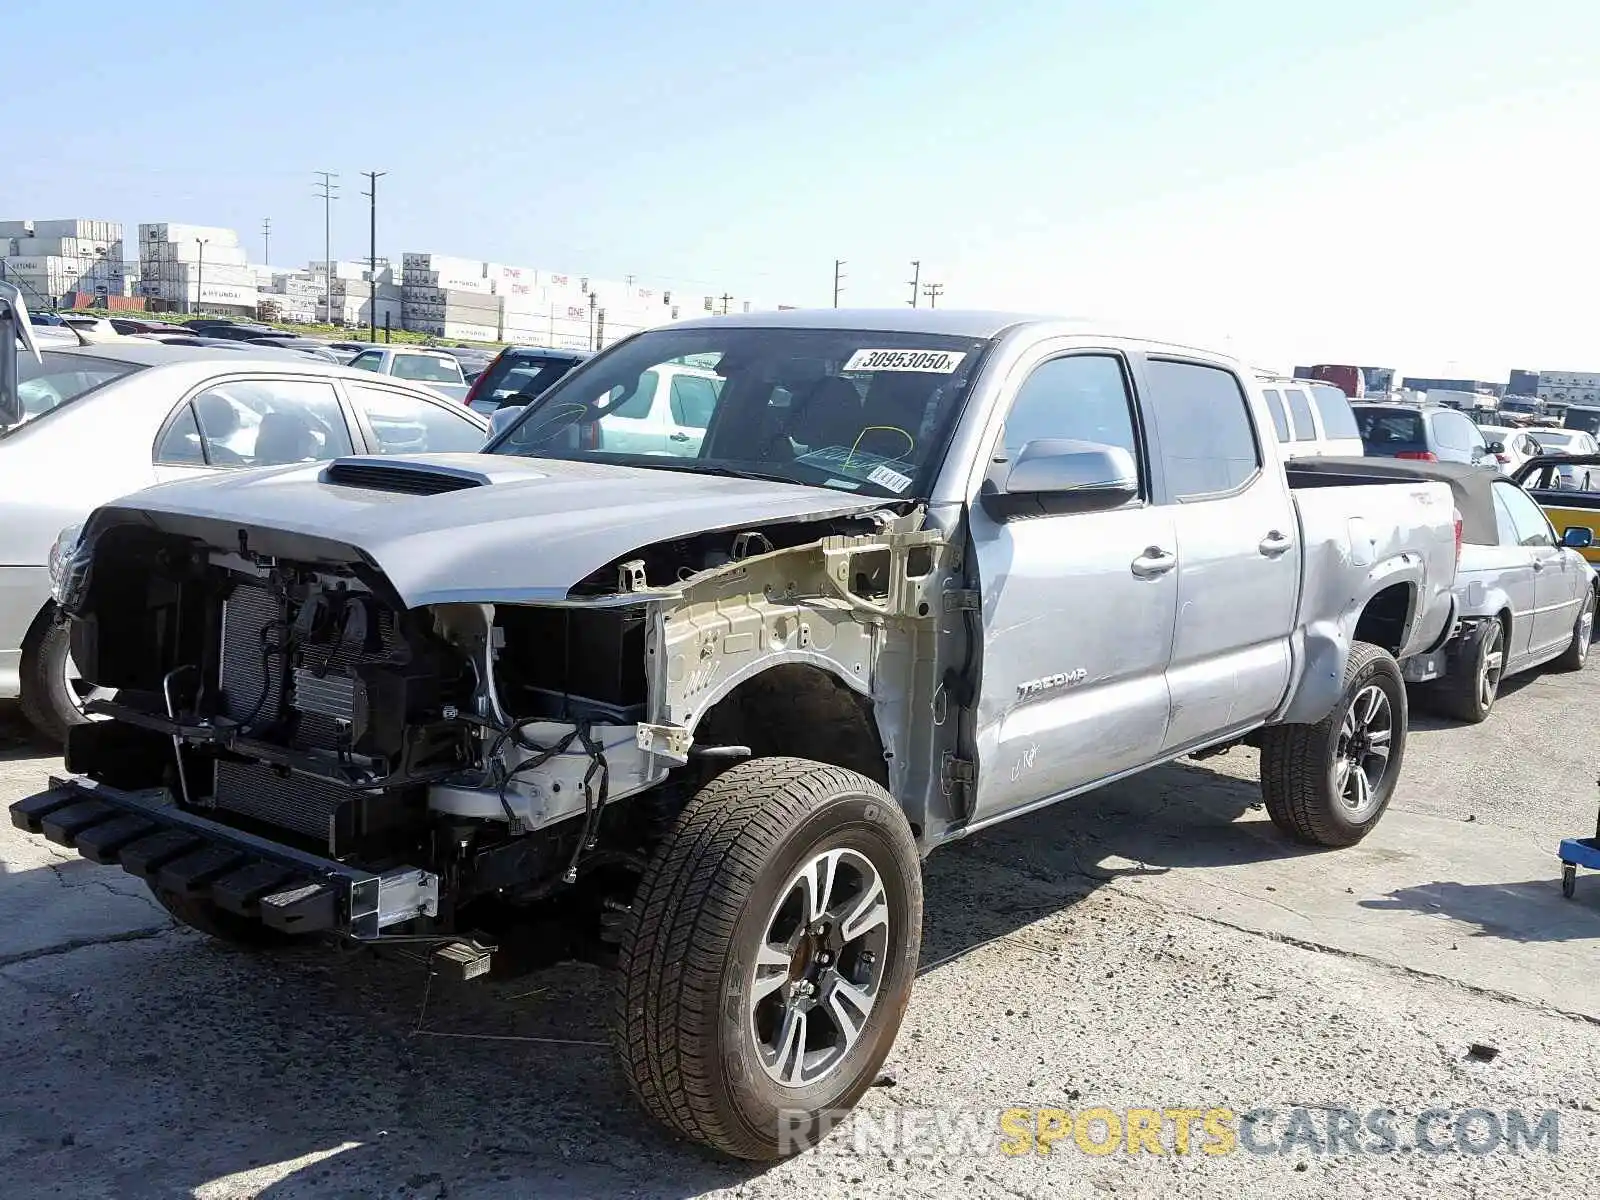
[966,347,1177,823]
[1134,357,1300,750]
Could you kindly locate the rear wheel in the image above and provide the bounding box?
[1551,587,1596,672]
[1259,641,1406,847]
[1427,618,1504,723]
[613,757,922,1160]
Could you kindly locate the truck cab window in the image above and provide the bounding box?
[1143,360,1261,499]
[1000,354,1140,473]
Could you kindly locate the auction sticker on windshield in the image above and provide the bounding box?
[844,348,967,373]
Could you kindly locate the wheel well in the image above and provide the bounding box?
[1353,584,1412,655]
[693,665,889,789]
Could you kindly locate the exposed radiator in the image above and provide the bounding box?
[213,759,350,842]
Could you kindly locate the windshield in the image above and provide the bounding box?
[487,327,989,498]
[2,350,143,433]
[391,354,463,384]
[472,351,585,409]
[1563,409,1600,436]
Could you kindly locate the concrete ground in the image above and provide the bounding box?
[1,663,1598,1199]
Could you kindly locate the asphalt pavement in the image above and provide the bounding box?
[1,664,1598,1199]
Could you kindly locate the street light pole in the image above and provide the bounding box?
[361,170,386,342]
[195,237,208,315]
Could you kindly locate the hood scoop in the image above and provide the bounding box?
[322,457,494,495]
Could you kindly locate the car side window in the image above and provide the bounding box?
[154,402,207,466]
[1491,488,1520,546]
[1282,388,1317,441]
[190,379,354,467]
[1142,359,1260,499]
[1497,483,1555,546]
[999,354,1141,487]
[1430,413,1463,451]
[1261,389,1291,442]
[348,351,384,372]
[1309,383,1361,440]
[669,374,721,429]
[347,383,486,454]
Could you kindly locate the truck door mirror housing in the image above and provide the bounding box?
[981,438,1139,520]
[1561,525,1594,550]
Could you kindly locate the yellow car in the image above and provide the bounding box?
[1515,454,1600,564]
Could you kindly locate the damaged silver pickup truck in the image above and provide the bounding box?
[9,306,1460,1159]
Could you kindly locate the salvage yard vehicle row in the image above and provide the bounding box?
[6,305,1461,1159]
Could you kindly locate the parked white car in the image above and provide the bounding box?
[0,340,489,741]
[1256,376,1364,457]
[346,346,471,403]
[1476,424,1546,476]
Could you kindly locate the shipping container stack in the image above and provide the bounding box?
[0,217,135,308]
[138,223,257,315]
[401,252,500,341]
[312,260,402,329]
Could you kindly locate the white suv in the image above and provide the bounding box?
[1257,375,1364,458]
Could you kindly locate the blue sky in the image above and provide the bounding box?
[7,0,1597,377]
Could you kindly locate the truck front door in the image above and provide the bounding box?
[966,349,1177,823]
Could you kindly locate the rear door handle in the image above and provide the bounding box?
[1259,530,1294,557]
[669,431,691,442]
[1532,557,1545,572]
[1131,546,1176,578]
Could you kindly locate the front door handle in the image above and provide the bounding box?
[1259,530,1294,557]
[1131,546,1176,578]
[669,431,691,442]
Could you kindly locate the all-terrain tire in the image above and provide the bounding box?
[149,886,301,949]
[1259,641,1406,847]
[1426,618,1503,724]
[19,613,87,745]
[1551,585,1596,672]
[612,757,922,1160]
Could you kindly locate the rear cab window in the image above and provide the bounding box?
[1354,407,1425,452]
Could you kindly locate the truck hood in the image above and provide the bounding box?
[88,453,888,607]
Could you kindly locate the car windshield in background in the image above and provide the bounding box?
[1354,407,1425,450]
[390,354,462,384]
[476,353,584,405]
[487,327,990,498]
[1,351,143,433]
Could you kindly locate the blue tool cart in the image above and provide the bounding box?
[1558,794,1600,899]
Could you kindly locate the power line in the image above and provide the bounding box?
[361,170,387,342]
[908,260,921,308]
[313,170,339,326]
[922,282,944,308]
[833,259,846,307]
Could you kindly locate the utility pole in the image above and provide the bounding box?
[314,170,339,327]
[361,170,387,341]
[588,292,598,350]
[195,237,208,315]
[833,259,846,307]
[922,282,944,309]
[261,218,272,266]
[719,293,732,315]
[907,260,921,307]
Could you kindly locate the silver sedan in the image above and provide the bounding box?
[1407,466,1597,722]
[0,339,489,741]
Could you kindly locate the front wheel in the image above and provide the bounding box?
[1259,641,1406,847]
[612,757,922,1160]
[19,612,111,745]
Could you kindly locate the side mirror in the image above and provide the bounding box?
[1562,526,1594,550]
[488,404,526,440]
[981,438,1138,521]
[1484,440,1505,455]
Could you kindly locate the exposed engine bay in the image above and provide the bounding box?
[53,496,958,950]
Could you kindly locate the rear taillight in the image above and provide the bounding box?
[1494,453,1509,464]
[1396,450,1438,461]
[1453,507,1463,566]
